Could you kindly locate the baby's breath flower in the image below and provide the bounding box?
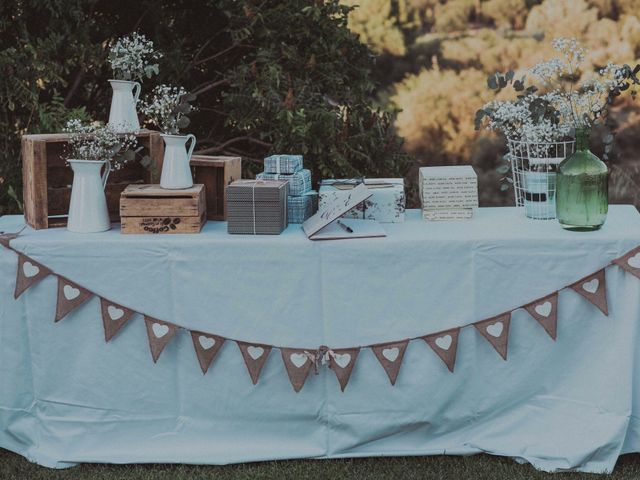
[141,85,195,135]
[108,32,162,82]
[64,120,137,170]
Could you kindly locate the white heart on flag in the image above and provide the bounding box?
[107,305,124,321]
[290,353,308,368]
[534,301,552,318]
[152,323,169,338]
[63,285,80,300]
[333,353,351,369]
[486,322,504,338]
[247,346,264,360]
[583,278,599,294]
[628,253,640,269]
[435,335,452,351]
[198,335,215,350]
[23,261,40,278]
[382,347,400,362]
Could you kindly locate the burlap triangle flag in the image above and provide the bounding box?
[569,269,608,316]
[328,348,360,392]
[190,331,225,374]
[144,316,179,363]
[237,341,272,385]
[14,254,51,299]
[0,232,18,249]
[524,292,558,340]
[55,277,92,322]
[280,348,316,392]
[474,313,511,360]
[100,298,135,342]
[371,340,409,385]
[613,246,640,280]
[423,328,460,372]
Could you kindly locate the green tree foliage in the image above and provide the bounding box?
[393,66,491,160]
[342,0,408,55]
[0,0,409,214]
[434,0,475,33]
[483,0,528,29]
[345,0,640,206]
[525,0,598,38]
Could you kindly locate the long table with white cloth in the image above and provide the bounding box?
[1,206,640,473]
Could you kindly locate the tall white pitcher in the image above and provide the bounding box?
[67,160,112,233]
[160,134,196,189]
[108,80,141,133]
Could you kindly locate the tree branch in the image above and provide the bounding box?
[194,43,251,65]
[196,135,273,154]
[192,79,231,96]
[64,67,85,108]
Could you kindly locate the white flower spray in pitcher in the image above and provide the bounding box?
[64,119,137,233]
[107,32,162,133]
[141,85,197,189]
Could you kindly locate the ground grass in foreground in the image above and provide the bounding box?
[2,449,640,480]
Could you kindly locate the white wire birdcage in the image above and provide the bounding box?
[506,138,576,220]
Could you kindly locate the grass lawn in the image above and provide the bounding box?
[3,449,640,479]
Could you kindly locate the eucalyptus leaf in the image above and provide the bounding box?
[177,116,190,129]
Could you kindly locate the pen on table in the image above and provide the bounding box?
[337,220,353,233]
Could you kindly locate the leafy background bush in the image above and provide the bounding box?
[0,0,409,214]
[1,0,639,215]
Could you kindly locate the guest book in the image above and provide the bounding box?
[302,183,386,240]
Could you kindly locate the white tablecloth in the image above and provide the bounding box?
[1,207,640,472]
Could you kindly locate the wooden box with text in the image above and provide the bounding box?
[22,129,164,229]
[119,184,206,234]
[190,155,241,221]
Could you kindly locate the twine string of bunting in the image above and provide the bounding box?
[1,229,639,392]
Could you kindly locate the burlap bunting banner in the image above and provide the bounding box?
[55,277,92,322]
[190,331,225,374]
[100,298,135,342]
[237,342,272,385]
[14,254,51,299]
[328,348,360,391]
[281,348,316,392]
[3,238,639,391]
[371,340,409,385]
[474,313,511,360]
[569,269,608,316]
[0,232,18,249]
[423,328,460,372]
[144,316,179,363]
[613,246,640,280]
[524,292,558,340]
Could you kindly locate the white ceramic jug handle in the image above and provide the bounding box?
[132,82,142,103]
[185,134,196,161]
[101,161,112,189]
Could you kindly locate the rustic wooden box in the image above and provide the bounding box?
[22,129,164,229]
[120,184,206,234]
[190,155,241,221]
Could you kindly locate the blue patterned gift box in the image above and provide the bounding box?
[257,169,312,197]
[288,191,318,224]
[263,155,303,175]
[319,178,406,223]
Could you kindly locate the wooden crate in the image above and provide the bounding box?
[190,155,241,221]
[22,129,164,229]
[120,184,206,234]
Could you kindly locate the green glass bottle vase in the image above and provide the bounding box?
[556,128,609,231]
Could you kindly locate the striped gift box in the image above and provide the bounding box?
[288,191,318,224]
[263,155,303,175]
[257,169,312,197]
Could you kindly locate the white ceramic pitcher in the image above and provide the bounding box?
[160,134,196,189]
[67,160,112,233]
[108,80,141,133]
